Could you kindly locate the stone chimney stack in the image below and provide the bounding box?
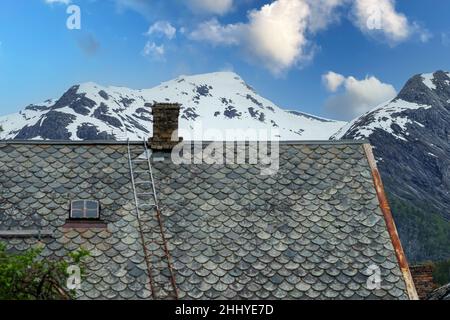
[410,264,438,300]
[149,103,183,150]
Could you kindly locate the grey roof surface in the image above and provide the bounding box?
[427,283,450,300]
[0,141,410,300]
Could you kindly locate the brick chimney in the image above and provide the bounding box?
[410,264,438,300]
[149,103,183,150]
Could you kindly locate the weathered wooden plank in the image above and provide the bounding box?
[363,143,419,301]
[0,230,53,238]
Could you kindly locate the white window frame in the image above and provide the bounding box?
[70,200,100,220]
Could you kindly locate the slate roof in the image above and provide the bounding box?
[0,141,415,300]
[427,283,450,300]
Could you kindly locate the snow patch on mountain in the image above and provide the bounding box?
[318,70,450,261]
[422,73,437,90]
[332,99,432,141]
[0,72,346,141]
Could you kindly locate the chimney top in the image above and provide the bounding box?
[149,103,183,150]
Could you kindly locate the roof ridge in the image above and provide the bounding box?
[0,139,369,146]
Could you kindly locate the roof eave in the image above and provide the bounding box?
[363,143,419,300]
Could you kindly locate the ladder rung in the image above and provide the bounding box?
[141,230,159,236]
[147,261,170,267]
[138,192,154,196]
[152,267,169,274]
[133,159,148,162]
[139,203,157,208]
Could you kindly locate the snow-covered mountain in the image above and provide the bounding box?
[334,70,450,262]
[2,69,447,262]
[0,72,345,141]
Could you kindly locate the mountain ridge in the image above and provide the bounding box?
[1,70,449,262]
[0,71,346,141]
[335,70,450,262]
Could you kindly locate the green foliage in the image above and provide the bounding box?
[432,259,450,286]
[0,243,89,300]
[388,196,450,263]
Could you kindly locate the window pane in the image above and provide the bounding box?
[71,200,99,219]
[86,201,98,210]
[71,209,84,219]
[71,201,84,219]
[72,201,84,210]
[85,209,99,219]
[86,201,99,218]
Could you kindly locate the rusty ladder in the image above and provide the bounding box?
[127,138,178,300]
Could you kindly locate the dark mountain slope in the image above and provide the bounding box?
[334,71,450,262]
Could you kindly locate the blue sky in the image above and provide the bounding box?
[0,0,449,120]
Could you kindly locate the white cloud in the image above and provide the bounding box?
[442,32,450,47]
[306,0,348,33]
[146,21,176,40]
[324,72,397,119]
[142,41,165,60]
[45,0,71,4]
[186,0,234,15]
[190,0,311,75]
[415,23,432,43]
[245,0,310,75]
[189,0,427,74]
[352,0,411,44]
[322,71,346,92]
[114,0,153,19]
[189,19,242,45]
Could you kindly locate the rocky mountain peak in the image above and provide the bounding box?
[396,70,450,106]
[335,70,450,262]
[0,72,345,141]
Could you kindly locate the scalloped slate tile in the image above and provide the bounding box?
[0,142,410,300]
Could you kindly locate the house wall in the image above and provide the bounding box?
[410,265,437,299]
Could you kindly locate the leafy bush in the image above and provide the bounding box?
[432,259,450,286]
[0,243,89,300]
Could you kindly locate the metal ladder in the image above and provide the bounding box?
[127,139,178,300]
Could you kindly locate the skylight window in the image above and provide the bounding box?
[70,200,100,220]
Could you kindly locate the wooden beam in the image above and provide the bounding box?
[363,144,419,300]
[0,229,53,238]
